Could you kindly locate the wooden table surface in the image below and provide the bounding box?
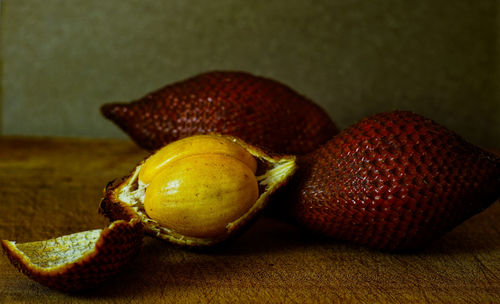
[0,136,499,303]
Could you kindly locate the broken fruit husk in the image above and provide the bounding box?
[2,218,143,292]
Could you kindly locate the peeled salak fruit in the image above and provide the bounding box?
[284,111,500,251]
[100,134,297,247]
[100,71,338,154]
[2,218,143,292]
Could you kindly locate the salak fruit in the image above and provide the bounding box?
[100,134,297,247]
[283,111,500,251]
[100,71,338,154]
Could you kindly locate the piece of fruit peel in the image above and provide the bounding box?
[2,218,143,292]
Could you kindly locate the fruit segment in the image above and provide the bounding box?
[138,134,257,185]
[2,219,143,292]
[101,71,338,155]
[144,154,259,238]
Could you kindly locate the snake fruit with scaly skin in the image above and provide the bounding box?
[101,71,338,154]
[284,111,500,251]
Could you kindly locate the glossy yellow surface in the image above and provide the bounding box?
[143,154,259,238]
[139,135,257,185]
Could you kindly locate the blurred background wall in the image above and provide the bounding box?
[1,0,499,147]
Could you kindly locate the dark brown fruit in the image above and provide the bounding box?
[285,111,500,251]
[101,71,338,154]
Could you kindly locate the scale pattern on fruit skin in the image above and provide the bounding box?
[289,111,500,251]
[101,71,338,154]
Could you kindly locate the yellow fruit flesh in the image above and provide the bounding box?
[143,154,259,238]
[139,134,258,185]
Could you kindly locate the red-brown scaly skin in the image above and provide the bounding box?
[101,71,338,154]
[287,111,500,251]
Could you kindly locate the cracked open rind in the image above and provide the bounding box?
[100,134,297,247]
[2,218,143,292]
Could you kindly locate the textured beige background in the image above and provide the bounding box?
[1,0,499,147]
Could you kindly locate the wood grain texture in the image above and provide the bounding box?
[0,136,499,303]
